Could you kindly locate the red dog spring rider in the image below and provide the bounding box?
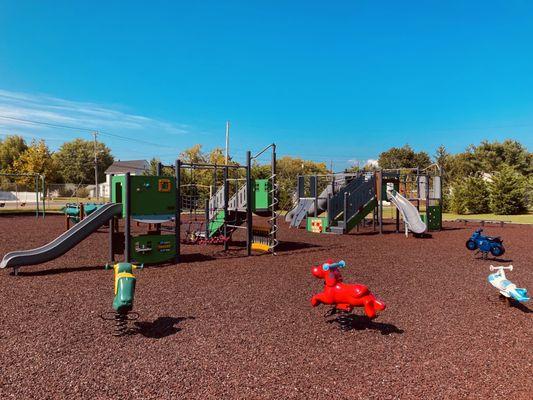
[311,260,386,319]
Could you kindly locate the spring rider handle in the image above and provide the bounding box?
[490,265,513,272]
[105,263,144,271]
[322,260,346,271]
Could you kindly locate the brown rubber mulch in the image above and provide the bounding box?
[0,215,531,399]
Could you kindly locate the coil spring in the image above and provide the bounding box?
[114,312,128,336]
[268,176,279,254]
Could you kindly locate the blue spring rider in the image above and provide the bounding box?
[466,228,505,259]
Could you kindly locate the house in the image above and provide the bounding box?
[90,160,149,199]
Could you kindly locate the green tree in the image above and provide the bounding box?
[11,139,59,188]
[0,135,28,171]
[378,145,431,169]
[445,140,532,183]
[449,180,468,214]
[53,138,114,184]
[275,156,328,210]
[473,140,532,176]
[489,164,528,215]
[449,176,490,214]
[146,157,174,176]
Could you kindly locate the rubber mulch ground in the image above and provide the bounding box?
[0,215,531,399]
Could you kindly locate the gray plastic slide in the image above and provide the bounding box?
[285,175,348,228]
[0,203,122,270]
[387,190,427,234]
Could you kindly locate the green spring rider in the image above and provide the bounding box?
[104,262,143,335]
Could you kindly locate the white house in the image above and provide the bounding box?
[90,160,149,199]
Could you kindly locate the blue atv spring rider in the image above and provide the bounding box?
[466,228,505,259]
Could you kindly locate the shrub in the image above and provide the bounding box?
[76,187,90,198]
[449,176,490,214]
[489,165,528,215]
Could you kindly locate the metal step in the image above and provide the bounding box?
[329,226,345,234]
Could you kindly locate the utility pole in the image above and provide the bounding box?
[225,120,230,165]
[93,131,99,201]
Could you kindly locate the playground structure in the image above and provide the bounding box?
[466,228,505,259]
[0,144,278,274]
[0,172,46,217]
[310,260,386,320]
[174,143,278,257]
[488,265,529,304]
[286,165,442,236]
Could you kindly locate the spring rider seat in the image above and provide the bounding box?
[311,260,386,319]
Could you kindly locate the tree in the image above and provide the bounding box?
[180,144,206,164]
[146,157,174,176]
[0,135,28,171]
[473,140,532,176]
[489,164,528,215]
[275,156,329,210]
[449,176,490,215]
[10,139,59,188]
[53,138,114,184]
[445,140,532,183]
[378,145,431,169]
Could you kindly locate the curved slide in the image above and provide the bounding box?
[387,190,427,234]
[1,203,122,270]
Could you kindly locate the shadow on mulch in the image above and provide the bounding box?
[473,256,513,263]
[327,314,404,335]
[512,303,532,314]
[16,265,102,276]
[274,240,320,253]
[178,253,218,263]
[134,316,195,339]
[441,226,466,231]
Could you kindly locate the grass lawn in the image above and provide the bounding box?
[443,212,533,224]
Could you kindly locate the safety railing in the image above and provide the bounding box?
[328,174,375,227]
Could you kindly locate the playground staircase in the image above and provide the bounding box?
[328,174,376,234]
[208,184,248,237]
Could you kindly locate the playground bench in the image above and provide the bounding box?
[456,219,510,228]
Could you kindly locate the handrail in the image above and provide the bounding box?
[329,174,376,228]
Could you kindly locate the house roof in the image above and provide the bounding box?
[105,160,149,175]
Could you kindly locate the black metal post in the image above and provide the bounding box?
[416,168,420,211]
[41,176,46,218]
[378,171,383,234]
[35,174,39,218]
[343,192,348,234]
[175,160,181,263]
[204,198,209,239]
[327,194,331,228]
[246,151,253,256]
[109,174,115,262]
[426,174,430,229]
[313,176,318,217]
[213,165,218,197]
[271,143,277,253]
[124,172,131,263]
[156,162,162,176]
[223,166,229,251]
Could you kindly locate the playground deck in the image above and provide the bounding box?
[0,215,531,399]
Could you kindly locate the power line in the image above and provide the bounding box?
[0,115,176,149]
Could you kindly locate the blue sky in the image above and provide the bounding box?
[0,1,532,168]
